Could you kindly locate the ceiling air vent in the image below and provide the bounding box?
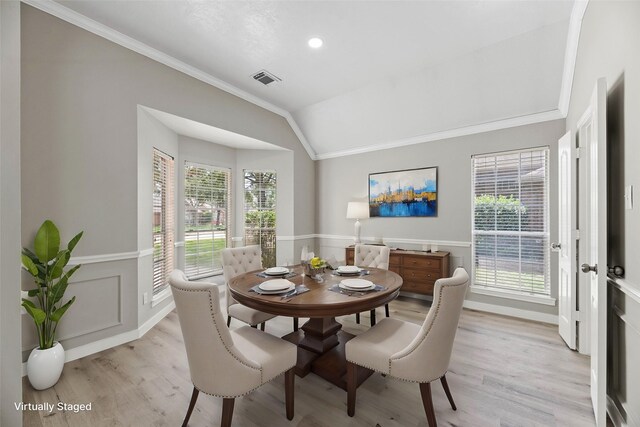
[252,70,281,86]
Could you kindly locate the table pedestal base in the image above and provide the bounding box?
[281,317,373,391]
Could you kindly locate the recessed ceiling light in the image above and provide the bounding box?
[308,37,323,49]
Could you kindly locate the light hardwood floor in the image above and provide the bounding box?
[23,290,594,427]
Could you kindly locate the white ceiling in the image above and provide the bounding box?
[54,0,575,158]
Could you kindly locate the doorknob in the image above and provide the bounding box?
[581,263,597,274]
[608,265,625,277]
[551,243,562,250]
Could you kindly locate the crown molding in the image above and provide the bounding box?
[23,0,576,163]
[21,0,317,160]
[314,109,564,160]
[558,0,589,116]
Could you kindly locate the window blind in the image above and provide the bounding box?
[472,148,550,295]
[244,171,277,268]
[184,163,231,279]
[153,149,175,295]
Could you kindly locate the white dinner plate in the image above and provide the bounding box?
[259,279,294,291]
[336,266,361,274]
[340,278,374,289]
[264,266,290,276]
[339,282,375,291]
[259,284,295,294]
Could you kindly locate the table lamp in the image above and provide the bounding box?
[346,202,370,244]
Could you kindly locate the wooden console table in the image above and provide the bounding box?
[346,245,450,296]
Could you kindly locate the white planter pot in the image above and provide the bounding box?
[27,342,65,390]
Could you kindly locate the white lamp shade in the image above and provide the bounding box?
[346,202,370,219]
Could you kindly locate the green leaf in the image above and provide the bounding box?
[22,248,40,264]
[27,289,40,297]
[67,231,83,252]
[21,254,39,276]
[48,250,70,280]
[34,220,60,263]
[21,298,37,309]
[48,264,80,305]
[51,297,75,322]
[22,302,46,325]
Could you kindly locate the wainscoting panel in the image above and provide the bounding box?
[608,279,640,426]
[21,258,138,361]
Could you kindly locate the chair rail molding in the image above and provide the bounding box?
[68,250,141,265]
[276,234,316,241]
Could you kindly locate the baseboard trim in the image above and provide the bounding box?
[607,394,632,427]
[463,299,558,325]
[22,301,175,377]
[399,292,558,324]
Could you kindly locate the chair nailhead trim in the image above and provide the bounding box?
[172,284,263,394]
[387,280,467,381]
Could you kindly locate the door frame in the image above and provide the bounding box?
[556,130,578,350]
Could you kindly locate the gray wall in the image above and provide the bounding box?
[1,1,22,425]
[566,1,640,424]
[316,119,566,316]
[136,108,178,324]
[20,4,312,360]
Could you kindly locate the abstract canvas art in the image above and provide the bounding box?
[369,167,438,217]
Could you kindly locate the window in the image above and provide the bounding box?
[153,149,175,296]
[244,171,276,267]
[472,148,550,296]
[184,163,231,279]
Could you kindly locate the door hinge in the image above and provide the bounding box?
[576,147,584,159]
[575,229,580,240]
[574,310,583,322]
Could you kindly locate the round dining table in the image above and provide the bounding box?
[228,265,403,390]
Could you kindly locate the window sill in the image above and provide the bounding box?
[470,286,556,306]
[151,287,172,308]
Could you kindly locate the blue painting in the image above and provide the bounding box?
[369,167,437,217]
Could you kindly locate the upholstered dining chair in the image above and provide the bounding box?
[222,245,276,331]
[353,244,391,326]
[222,245,299,331]
[345,267,469,427]
[169,270,297,427]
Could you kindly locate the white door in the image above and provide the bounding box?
[578,78,607,426]
[556,131,577,350]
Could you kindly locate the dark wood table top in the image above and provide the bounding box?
[228,265,403,318]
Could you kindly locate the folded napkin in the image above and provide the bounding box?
[327,283,384,297]
[249,284,310,297]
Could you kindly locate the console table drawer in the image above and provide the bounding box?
[402,267,439,283]
[402,255,441,271]
[389,254,401,267]
[345,246,449,296]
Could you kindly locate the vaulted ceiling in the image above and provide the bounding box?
[52,0,577,159]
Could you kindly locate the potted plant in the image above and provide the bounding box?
[21,220,83,390]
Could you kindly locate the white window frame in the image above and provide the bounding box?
[243,170,277,267]
[183,161,231,280]
[470,146,555,305]
[152,148,175,303]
